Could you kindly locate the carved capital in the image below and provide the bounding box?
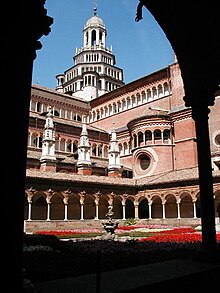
[45,188,54,203]
[62,189,71,204]
[26,187,36,202]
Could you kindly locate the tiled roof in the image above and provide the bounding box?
[26,169,136,186]
[29,112,108,133]
[32,84,86,103]
[27,149,109,167]
[137,168,220,187]
[26,166,220,188]
[137,107,170,119]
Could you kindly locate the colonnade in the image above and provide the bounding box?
[24,185,220,222]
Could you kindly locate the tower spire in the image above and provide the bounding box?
[108,122,122,177]
[77,115,92,175]
[40,106,57,172]
[94,0,97,15]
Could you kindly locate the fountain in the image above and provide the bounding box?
[101,206,119,240]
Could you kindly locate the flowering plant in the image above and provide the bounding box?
[34,225,220,243]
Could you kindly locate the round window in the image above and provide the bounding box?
[140,155,151,170]
[214,134,220,146]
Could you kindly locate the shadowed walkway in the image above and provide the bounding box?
[35,257,220,293]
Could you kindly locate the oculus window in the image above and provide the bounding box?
[139,154,151,170]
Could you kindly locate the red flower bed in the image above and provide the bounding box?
[34,226,220,244]
[139,231,220,243]
[115,225,145,231]
[115,224,172,231]
[156,227,196,234]
[139,233,201,243]
[35,229,102,236]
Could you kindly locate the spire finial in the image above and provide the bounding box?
[94,0,97,15]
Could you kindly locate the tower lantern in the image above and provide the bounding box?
[55,4,124,100]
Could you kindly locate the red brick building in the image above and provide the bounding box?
[24,8,220,232]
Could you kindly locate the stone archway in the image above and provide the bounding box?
[50,192,64,220]
[113,195,123,219]
[125,198,135,219]
[165,194,177,218]
[32,192,47,220]
[99,194,109,219]
[84,194,95,219]
[151,196,163,219]
[68,193,80,220]
[138,198,149,219]
[180,193,194,218]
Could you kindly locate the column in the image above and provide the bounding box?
[26,187,36,221]
[161,131,164,144]
[27,201,32,221]
[134,204,139,220]
[122,203,126,220]
[176,200,181,219]
[3,1,53,291]
[162,202,166,219]
[192,105,216,251]
[193,201,197,218]
[80,204,84,220]
[148,202,152,219]
[64,204,68,221]
[46,203,51,221]
[94,193,100,220]
[95,204,99,220]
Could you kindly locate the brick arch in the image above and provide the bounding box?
[113,195,123,219]
[164,193,177,218]
[50,192,64,220]
[31,191,47,220]
[68,193,80,220]
[150,194,163,219]
[84,193,95,219]
[99,194,109,219]
[138,196,149,219]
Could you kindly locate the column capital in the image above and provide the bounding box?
[183,92,215,108]
[188,103,211,122]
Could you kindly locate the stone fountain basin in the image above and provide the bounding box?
[102,221,119,234]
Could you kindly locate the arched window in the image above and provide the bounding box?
[67,140,72,152]
[60,139,65,151]
[92,144,97,156]
[138,132,144,146]
[91,30,96,46]
[53,109,59,117]
[98,80,101,90]
[85,32,88,45]
[154,129,161,141]
[163,129,170,142]
[73,114,81,122]
[133,134,137,148]
[36,102,42,112]
[145,130,152,142]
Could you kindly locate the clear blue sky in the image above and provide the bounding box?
[32,0,174,90]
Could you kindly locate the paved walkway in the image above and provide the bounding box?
[35,257,220,293]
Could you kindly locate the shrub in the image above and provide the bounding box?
[23,233,61,250]
[123,218,137,226]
